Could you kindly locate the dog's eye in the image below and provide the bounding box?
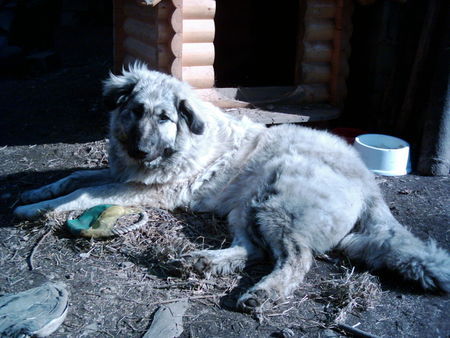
[131,106,144,118]
[159,113,171,123]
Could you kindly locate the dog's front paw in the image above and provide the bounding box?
[181,251,214,277]
[237,286,285,313]
[182,249,247,276]
[21,188,50,204]
[13,204,46,219]
[237,289,270,313]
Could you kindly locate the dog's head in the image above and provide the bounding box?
[103,63,205,165]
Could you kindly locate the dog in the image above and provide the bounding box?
[14,63,450,312]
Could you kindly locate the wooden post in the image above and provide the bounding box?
[330,0,353,106]
[113,0,126,73]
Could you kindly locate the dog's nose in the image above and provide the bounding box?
[163,147,175,157]
[129,149,148,159]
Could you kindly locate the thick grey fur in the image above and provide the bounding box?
[14,64,450,311]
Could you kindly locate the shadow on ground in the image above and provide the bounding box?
[0,12,449,338]
[0,22,111,146]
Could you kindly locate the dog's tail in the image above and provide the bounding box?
[338,194,450,292]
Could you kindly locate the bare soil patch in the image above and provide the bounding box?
[0,22,448,338]
[1,138,449,338]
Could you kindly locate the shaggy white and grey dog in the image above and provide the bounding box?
[14,64,450,311]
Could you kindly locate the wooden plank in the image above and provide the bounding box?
[195,88,250,108]
[223,106,339,124]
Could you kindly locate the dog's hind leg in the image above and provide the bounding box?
[237,241,313,312]
[235,190,354,312]
[185,208,264,277]
[20,169,113,204]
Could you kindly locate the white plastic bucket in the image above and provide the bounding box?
[354,134,411,176]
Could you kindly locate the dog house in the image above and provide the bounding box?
[112,0,352,123]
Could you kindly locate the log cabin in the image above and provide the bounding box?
[112,0,353,123]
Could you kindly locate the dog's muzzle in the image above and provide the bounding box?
[163,147,175,158]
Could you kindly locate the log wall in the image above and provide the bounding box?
[114,0,175,74]
[113,0,352,107]
[296,0,353,105]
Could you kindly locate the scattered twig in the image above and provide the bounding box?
[336,323,380,338]
[266,306,295,317]
[27,226,53,270]
[148,293,227,306]
[123,319,142,332]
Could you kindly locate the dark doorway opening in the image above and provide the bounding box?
[213,0,300,88]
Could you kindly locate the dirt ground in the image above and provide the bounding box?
[1,23,449,338]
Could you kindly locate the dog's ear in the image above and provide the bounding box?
[103,72,138,111]
[178,99,205,135]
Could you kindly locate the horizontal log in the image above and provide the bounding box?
[124,0,173,21]
[305,0,337,19]
[170,57,182,78]
[301,63,331,83]
[182,0,216,20]
[182,43,214,66]
[123,37,172,69]
[156,1,175,20]
[124,2,156,20]
[124,36,156,61]
[122,54,169,73]
[123,53,157,68]
[303,41,333,62]
[123,18,173,44]
[171,8,182,33]
[123,53,149,67]
[304,20,335,41]
[158,21,173,43]
[179,65,214,88]
[299,84,329,103]
[171,33,183,58]
[182,19,215,43]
